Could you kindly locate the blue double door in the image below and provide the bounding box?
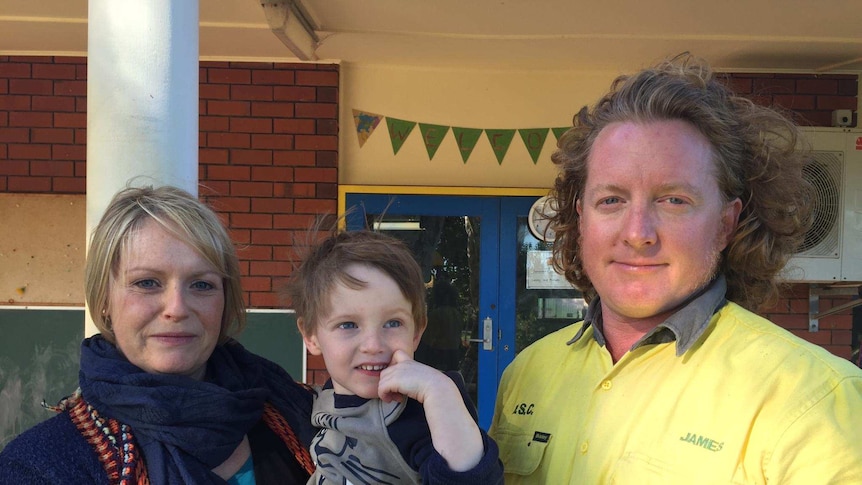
[344,193,581,428]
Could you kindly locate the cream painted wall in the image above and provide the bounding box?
[339,63,623,188]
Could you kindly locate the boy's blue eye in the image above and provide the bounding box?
[337,322,357,330]
[383,320,403,328]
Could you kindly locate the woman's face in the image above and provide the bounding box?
[106,218,225,380]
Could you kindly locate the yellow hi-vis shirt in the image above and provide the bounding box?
[490,302,862,484]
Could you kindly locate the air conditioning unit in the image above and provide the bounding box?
[783,127,862,282]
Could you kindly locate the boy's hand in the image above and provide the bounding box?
[378,350,450,404]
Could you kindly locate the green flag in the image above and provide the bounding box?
[485,129,516,165]
[386,117,417,155]
[519,128,550,164]
[419,123,450,160]
[452,127,483,163]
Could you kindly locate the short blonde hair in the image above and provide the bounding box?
[85,185,245,343]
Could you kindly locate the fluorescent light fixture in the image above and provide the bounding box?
[373,221,423,231]
[260,0,319,61]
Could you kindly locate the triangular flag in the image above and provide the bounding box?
[386,117,417,155]
[452,127,483,164]
[419,123,450,160]
[519,128,550,164]
[552,127,570,141]
[352,109,383,147]
[485,129,516,165]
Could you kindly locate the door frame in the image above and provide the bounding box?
[339,185,547,427]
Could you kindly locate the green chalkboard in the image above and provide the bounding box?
[0,308,304,451]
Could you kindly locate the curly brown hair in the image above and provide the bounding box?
[550,54,813,311]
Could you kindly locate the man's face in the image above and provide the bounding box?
[577,120,741,326]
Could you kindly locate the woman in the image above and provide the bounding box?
[0,186,316,484]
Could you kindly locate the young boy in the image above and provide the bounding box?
[283,230,503,484]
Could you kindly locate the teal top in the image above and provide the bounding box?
[227,454,255,485]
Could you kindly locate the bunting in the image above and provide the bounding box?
[352,109,572,165]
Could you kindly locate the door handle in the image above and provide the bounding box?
[466,317,494,351]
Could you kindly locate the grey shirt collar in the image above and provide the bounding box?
[566,275,728,356]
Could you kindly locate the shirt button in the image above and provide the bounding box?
[580,441,589,454]
[601,380,612,390]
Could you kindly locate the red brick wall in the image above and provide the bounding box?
[1,57,859,367]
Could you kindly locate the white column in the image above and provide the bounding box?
[85,0,199,336]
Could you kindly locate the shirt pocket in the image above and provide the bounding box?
[493,426,550,476]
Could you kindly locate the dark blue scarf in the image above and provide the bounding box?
[79,335,314,485]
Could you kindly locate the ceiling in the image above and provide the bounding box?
[1,0,861,73]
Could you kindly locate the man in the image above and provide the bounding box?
[489,55,862,483]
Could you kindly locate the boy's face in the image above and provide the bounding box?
[301,263,423,398]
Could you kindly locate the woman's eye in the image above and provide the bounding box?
[191,280,216,291]
[383,319,403,328]
[337,322,357,330]
[133,279,159,289]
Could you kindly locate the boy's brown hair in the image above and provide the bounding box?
[284,229,428,336]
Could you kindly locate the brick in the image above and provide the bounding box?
[273,246,301,261]
[9,144,51,159]
[274,214,318,229]
[274,86,316,102]
[837,79,858,96]
[236,244,273,260]
[769,313,810,330]
[294,198,336,214]
[230,117,273,134]
[206,196,250,213]
[52,145,86,161]
[832,329,852,345]
[32,63,76,80]
[200,148,229,164]
[295,135,337,151]
[208,68,251,84]
[296,70,338,87]
[274,150,315,166]
[274,119,315,134]
[251,166,293,182]
[9,111,52,127]
[231,181,273,197]
[1,63,32,78]
[207,132,250,148]
[0,112,5,127]
[772,94,815,111]
[75,97,87,112]
[790,329,832,345]
[200,84,230,100]
[282,183,315,197]
[317,183,337,199]
[31,95,76,112]
[201,180,230,196]
[53,81,86,96]
[54,112,86,128]
[9,79,54,95]
[199,115,230,132]
[752,78,795,95]
[316,151,338,167]
[317,87,338,103]
[52,176,86,193]
[251,134,293,150]
[207,100,250,116]
[8,176,51,192]
[74,161,86,177]
[31,160,73,176]
[252,197,294,213]
[316,119,338,135]
[230,85,273,101]
[0,128,30,143]
[249,260,293,276]
[232,213,273,229]
[795,78,838,95]
[250,229,292,245]
[241,276,272,292]
[0,160,29,175]
[208,165,251,181]
[0,79,7,94]
[295,167,336,183]
[251,101,295,118]
[250,292,281,308]
[229,149,273,166]
[227,228,251,245]
[252,70,296,85]
[822,345,852,360]
[0,177,6,191]
[816,95,857,110]
[295,103,337,118]
[0,95,31,110]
